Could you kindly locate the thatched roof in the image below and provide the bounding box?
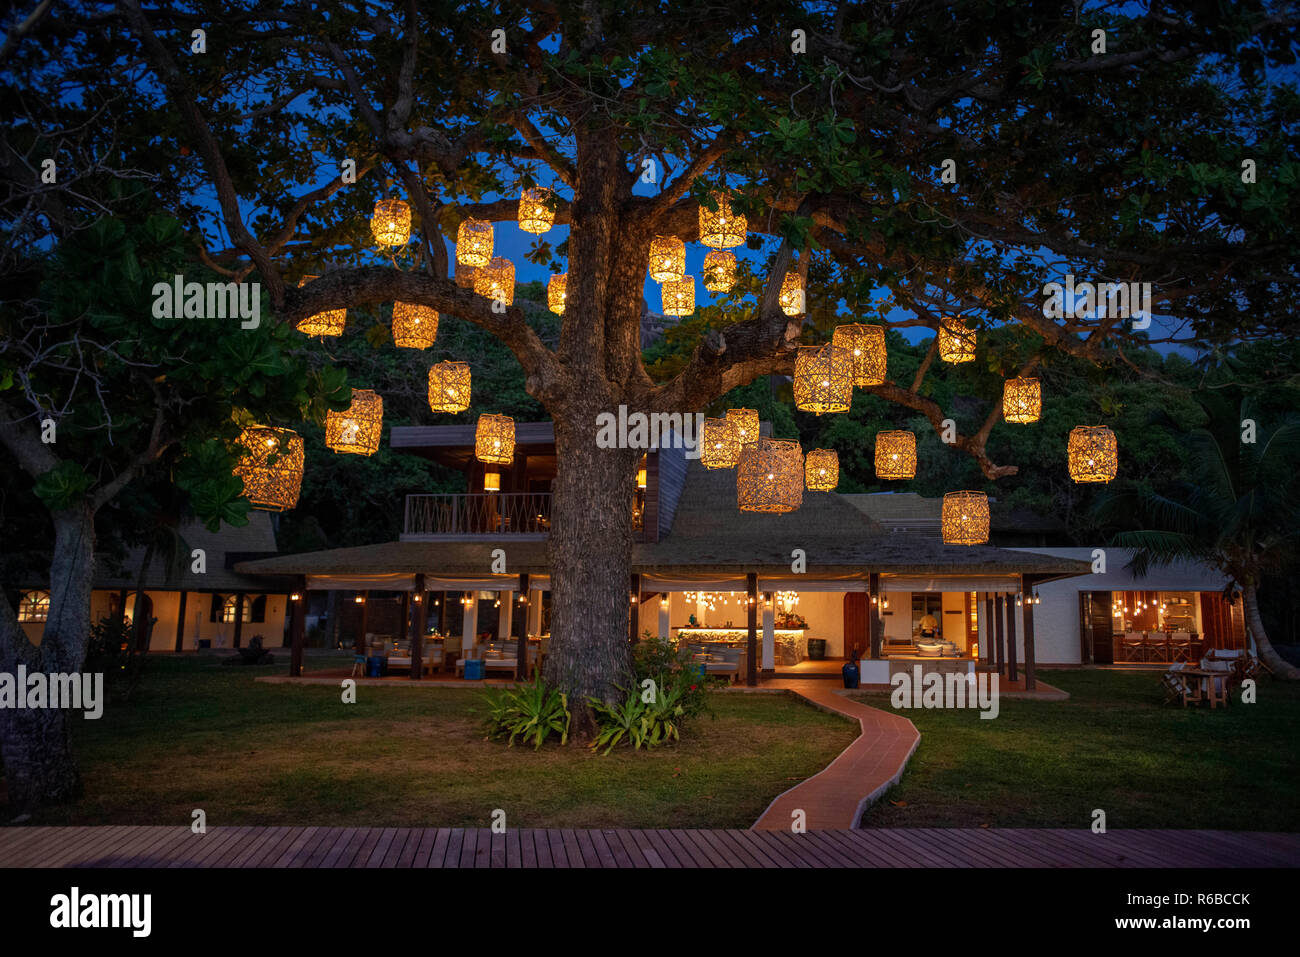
[236,540,551,578]
[92,514,280,592]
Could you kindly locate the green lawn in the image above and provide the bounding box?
[854,669,1300,831]
[29,654,857,829]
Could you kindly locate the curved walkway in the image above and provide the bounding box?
[751,680,920,831]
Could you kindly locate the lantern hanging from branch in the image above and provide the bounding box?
[456,217,493,267]
[875,430,917,480]
[474,257,515,305]
[234,426,304,512]
[805,448,839,491]
[779,270,805,316]
[726,408,760,448]
[831,323,887,387]
[325,389,383,456]
[793,343,853,414]
[737,438,803,514]
[547,273,567,314]
[391,302,438,349]
[517,187,555,234]
[454,264,477,289]
[1068,425,1118,483]
[370,198,410,247]
[648,235,685,283]
[475,413,516,465]
[483,472,500,492]
[702,250,737,293]
[941,491,990,545]
[661,275,695,316]
[427,360,471,413]
[1002,376,1042,424]
[294,275,346,338]
[937,316,977,363]
[698,191,746,249]
[700,417,742,470]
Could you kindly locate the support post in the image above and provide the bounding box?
[1006,591,1019,682]
[438,590,447,634]
[657,594,670,641]
[1022,576,1037,691]
[173,589,188,653]
[868,572,882,659]
[984,593,995,664]
[629,573,640,644]
[761,592,775,674]
[994,593,1006,676]
[232,592,245,649]
[289,577,306,677]
[746,572,758,687]
[516,573,530,681]
[410,574,426,680]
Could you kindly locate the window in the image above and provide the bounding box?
[18,590,50,622]
[220,594,253,623]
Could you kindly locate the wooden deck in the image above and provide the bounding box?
[2,826,1296,868]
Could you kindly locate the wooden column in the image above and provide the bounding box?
[746,572,758,687]
[994,594,1006,676]
[438,590,447,634]
[410,574,426,681]
[116,587,128,628]
[516,573,530,681]
[232,592,246,649]
[356,590,370,653]
[984,593,995,664]
[289,577,306,677]
[629,573,641,644]
[1006,592,1019,682]
[1022,576,1037,691]
[868,572,882,659]
[173,589,188,653]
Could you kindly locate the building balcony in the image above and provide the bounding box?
[402,493,552,541]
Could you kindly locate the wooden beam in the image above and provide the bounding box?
[746,572,758,687]
[173,589,188,653]
[994,593,1005,676]
[516,573,530,681]
[984,593,994,664]
[356,590,369,654]
[410,573,426,681]
[438,590,447,634]
[629,573,640,644]
[868,572,881,659]
[1022,575,1037,690]
[1006,591,1019,682]
[289,577,306,677]
[232,592,245,649]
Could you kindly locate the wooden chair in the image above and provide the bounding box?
[1161,663,1194,706]
[1145,632,1170,663]
[1121,631,1146,662]
[1200,658,1232,709]
[1169,631,1191,663]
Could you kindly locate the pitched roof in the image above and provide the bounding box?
[93,513,282,592]
[236,540,551,578]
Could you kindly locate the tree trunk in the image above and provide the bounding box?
[0,504,96,812]
[1242,581,1299,679]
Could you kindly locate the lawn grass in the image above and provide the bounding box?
[29,654,857,829]
[853,669,1300,831]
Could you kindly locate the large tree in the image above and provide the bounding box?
[5,0,1298,770]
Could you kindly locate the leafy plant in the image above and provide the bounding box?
[632,633,714,720]
[481,675,570,750]
[588,680,687,755]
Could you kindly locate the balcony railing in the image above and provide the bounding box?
[402,493,552,539]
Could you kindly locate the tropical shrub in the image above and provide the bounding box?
[481,676,570,750]
[589,681,686,755]
[632,633,714,720]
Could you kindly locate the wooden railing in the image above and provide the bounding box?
[403,493,552,538]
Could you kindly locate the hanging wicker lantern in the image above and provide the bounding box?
[832,323,887,387]
[1002,376,1042,424]
[726,408,760,448]
[427,360,471,413]
[793,343,853,414]
[456,217,493,267]
[875,430,917,480]
[780,270,804,316]
[698,192,746,249]
[700,417,742,470]
[517,187,555,234]
[325,389,383,456]
[648,235,685,283]
[475,413,515,465]
[234,426,304,512]
[737,438,803,514]
[294,275,346,338]
[547,273,567,314]
[454,264,477,289]
[941,490,990,545]
[474,257,515,304]
[702,250,736,293]
[805,448,839,491]
[370,198,410,247]
[484,471,500,492]
[391,302,438,349]
[661,275,695,316]
[1068,425,1118,483]
[938,316,977,363]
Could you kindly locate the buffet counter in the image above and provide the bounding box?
[674,627,808,664]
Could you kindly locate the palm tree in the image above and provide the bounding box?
[1093,396,1300,679]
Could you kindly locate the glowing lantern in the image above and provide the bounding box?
[325,389,383,456]
[392,302,438,349]
[702,250,737,293]
[700,417,742,469]
[484,472,500,492]
[295,275,346,338]
[1068,426,1118,483]
[454,264,477,289]
[737,438,803,514]
[427,361,471,413]
[875,430,917,480]
[942,491,990,545]
[726,408,760,448]
[1002,377,1042,424]
[517,187,555,234]
[456,218,493,267]
[938,316,976,363]
[547,273,567,314]
[698,192,746,248]
[234,426,304,512]
[661,275,695,316]
[832,324,887,387]
[805,449,839,491]
[475,413,515,465]
[793,343,853,414]
[648,235,685,283]
[780,271,804,316]
[474,257,515,305]
[370,198,410,247]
